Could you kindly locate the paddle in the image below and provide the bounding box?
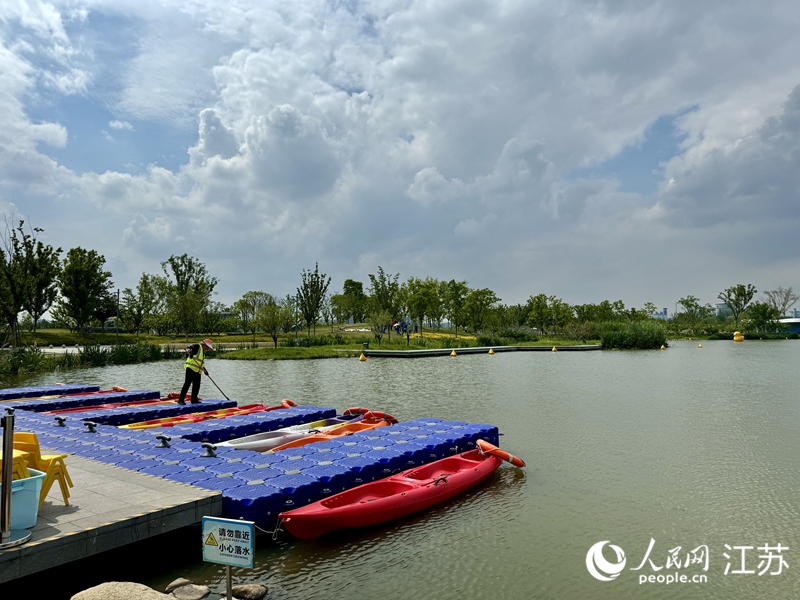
[204,371,231,401]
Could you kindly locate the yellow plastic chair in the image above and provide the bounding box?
[0,449,31,480]
[13,432,73,506]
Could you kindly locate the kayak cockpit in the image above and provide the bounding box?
[321,481,417,508]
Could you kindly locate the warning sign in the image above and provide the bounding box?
[201,516,255,569]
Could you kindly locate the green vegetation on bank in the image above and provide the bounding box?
[0,343,183,377]
[2,219,797,360]
[601,321,668,350]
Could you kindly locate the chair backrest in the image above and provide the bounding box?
[12,432,44,470]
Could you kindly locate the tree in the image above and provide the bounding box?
[142,275,173,336]
[57,247,114,334]
[0,221,60,345]
[718,284,757,327]
[120,274,158,335]
[677,295,712,332]
[464,288,500,333]
[549,296,573,333]
[424,278,445,330]
[367,266,400,341]
[254,295,290,347]
[342,279,368,323]
[280,295,298,336]
[93,291,118,330]
[369,308,392,345]
[22,227,61,332]
[526,293,550,332]
[297,263,331,336]
[442,279,469,337]
[199,301,229,335]
[233,291,273,340]
[320,294,335,332]
[404,277,433,338]
[643,302,658,318]
[330,294,350,325]
[161,254,218,340]
[745,301,781,332]
[764,287,799,317]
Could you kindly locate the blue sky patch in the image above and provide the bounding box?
[573,111,692,195]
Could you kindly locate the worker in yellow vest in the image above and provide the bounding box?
[178,338,213,405]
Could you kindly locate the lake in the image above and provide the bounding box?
[6,340,800,599]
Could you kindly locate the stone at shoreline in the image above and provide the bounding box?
[71,582,171,600]
[172,583,211,600]
[165,578,194,594]
[231,583,268,599]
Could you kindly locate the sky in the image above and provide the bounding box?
[2,0,799,313]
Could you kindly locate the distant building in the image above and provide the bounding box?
[786,308,800,319]
[715,303,732,316]
[779,318,800,333]
[651,308,669,320]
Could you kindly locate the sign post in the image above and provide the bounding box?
[202,516,255,600]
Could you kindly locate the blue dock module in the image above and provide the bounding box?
[6,390,162,412]
[75,399,237,426]
[11,408,505,534]
[0,384,101,401]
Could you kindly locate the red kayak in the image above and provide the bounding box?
[45,393,188,414]
[280,441,523,539]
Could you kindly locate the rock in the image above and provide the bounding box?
[171,583,211,600]
[71,582,171,600]
[231,584,268,600]
[166,578,194,594]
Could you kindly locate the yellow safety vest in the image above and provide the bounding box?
[184,345,205,373]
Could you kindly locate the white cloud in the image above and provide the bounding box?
[108,120,134,131]
[1,0,800,308]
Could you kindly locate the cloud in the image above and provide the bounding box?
[108,120,134,131]
[1,0,800,309]
[659,84,800,231]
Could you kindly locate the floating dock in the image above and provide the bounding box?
[363,344,601,357]
[0,454,221,584]
[1,383,501,583]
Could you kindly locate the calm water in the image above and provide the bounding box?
[7,341,800,599]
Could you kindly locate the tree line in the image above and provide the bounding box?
[3,220,797,346]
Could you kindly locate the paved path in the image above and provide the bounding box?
[0,454,221,583]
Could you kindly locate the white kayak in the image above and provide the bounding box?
[217,414,363,452]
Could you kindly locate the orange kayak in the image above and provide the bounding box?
[269,411,397,451]
[121,399,297,429]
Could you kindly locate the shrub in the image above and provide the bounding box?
[494,328,538,342]
[601,321,667,349]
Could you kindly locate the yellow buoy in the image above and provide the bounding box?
[488,348,495,355]
[660,345,666,350]
[359,353,366,361]
[698,343,702,348]
[450,349,457,357]
[551,346,558,352]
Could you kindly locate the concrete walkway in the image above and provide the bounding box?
[0,454,221,584]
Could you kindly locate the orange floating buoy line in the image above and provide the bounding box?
[477,439,526,468]
[359,353,367,361]
[450,349,457,357]
[488,348,495,355]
